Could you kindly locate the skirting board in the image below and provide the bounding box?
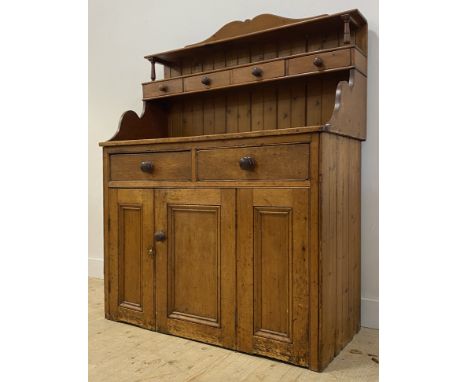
[88,257,103,279]
[361,297,379,329]
[87,257,379,329]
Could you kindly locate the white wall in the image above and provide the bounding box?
[89,0,379,328]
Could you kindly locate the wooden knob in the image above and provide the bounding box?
[154,231,166,242]
[140,161,154,173]
[158,84,168,92]
[313,57,324,67]
[201,76,211,86]
[239,156,256,171]
[251,67,263,77]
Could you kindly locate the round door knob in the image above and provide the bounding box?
[140,161,154,173]
[158,84,168,92]
[313,57,324,67]
[154,231,166,242]
[201,76,211,86]
[251,67,263,77]
[239,156,256,171]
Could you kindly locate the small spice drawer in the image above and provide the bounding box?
[231,60,285,85]
[288,49,351,75]
[197,143,309,181]
[109,151,192,181]
[184,70,230,92]
[142,78,183,98]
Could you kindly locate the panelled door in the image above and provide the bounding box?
[154,189,236,349]
[237,188,310,367]
[108,189,155,329]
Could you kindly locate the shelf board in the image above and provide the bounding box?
[99,126,323,147]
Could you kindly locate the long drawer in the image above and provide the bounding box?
[110,151,192,181]
[197,143,309,181]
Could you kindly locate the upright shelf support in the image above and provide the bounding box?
[149,57,156,81]
[341,14,351,44]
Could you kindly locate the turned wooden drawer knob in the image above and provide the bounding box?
[251,67,263,77]
[154,231,166,242]
[158,84,168,92]
[140,161,154,173]
[313,57,324,67]
[239,156,256,171]
[201,76,211,86]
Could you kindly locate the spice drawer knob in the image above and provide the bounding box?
[154,231,166,242]
[239,156,256,171]
[313,57,324,67]
[140,161,154,173]
[201,76,211,86]
[158,84,168,92]
[251,67,263,77]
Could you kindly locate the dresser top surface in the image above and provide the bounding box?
[145,9,367,64]
[99,126,323,147]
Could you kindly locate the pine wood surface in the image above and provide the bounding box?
[237,189,310,367]
[197,143,310,181]
[107,189,155,329]
[100,126,321,147]
[154,189,236,349]
[100,9,368,372]
[318,133,361,369]
[142,47,362,101]
[144,10,367,64]
[89,278,379,381]
[109,151,192,181]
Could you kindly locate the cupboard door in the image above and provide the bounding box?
[155,189,236,348]
[237,189,309,366]
[108,189,155,329]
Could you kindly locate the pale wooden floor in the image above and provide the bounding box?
[89,278,378,381]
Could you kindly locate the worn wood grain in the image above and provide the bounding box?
[325,69,367,139]
[309,134,320,370]
[237,188,310,367]
[101,10,367,373]
[155,189,236,348]
[197,143,310,181]
[109,151,192,181]
[318,133,362,369]
[288,49,351,75]
[232,60,285,85]
[107,189,155,330]
[319,133,338,368]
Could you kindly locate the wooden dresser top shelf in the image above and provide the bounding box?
[142,46,366,101]
[143,46,361,85]
[144,9,367,64]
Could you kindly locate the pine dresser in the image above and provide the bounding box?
[99,9,367,371]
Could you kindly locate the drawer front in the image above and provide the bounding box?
[184,70,230,92]
[110,151,192,181]
[232,60,285,85]
[143,78,183,98]
[288,49,351,75]
[197,144,309,181]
